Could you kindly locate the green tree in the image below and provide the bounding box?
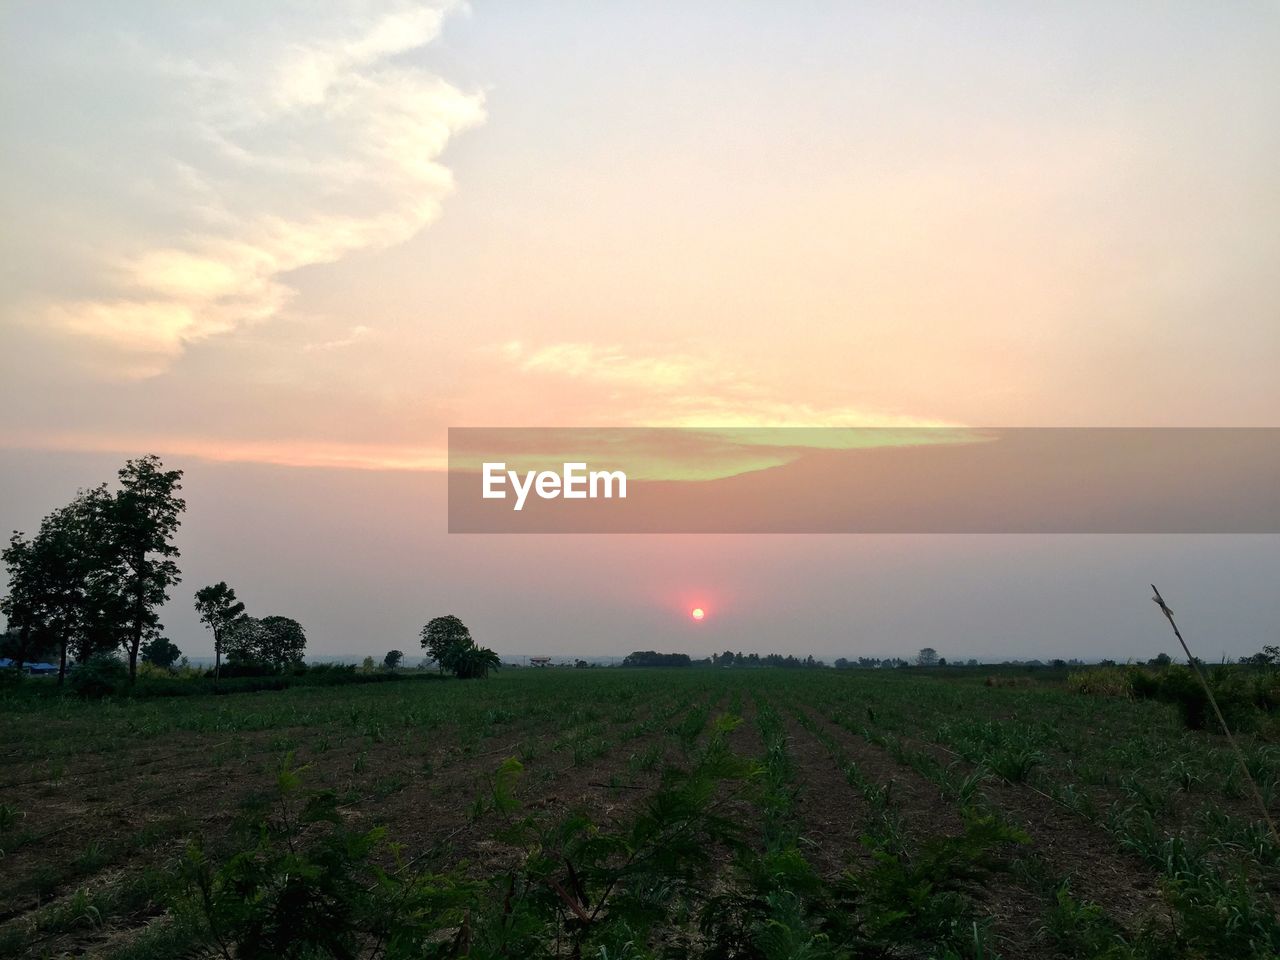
[225,616,272,667]
[260,616,307,668]
[383,649,403,670]
[419,615,470,672]
[1,489,109,684]
[194,582,246,682]
[2,534,44,672]
[141,634,182,669]
[113,456,185,682]
[916,647,939,667]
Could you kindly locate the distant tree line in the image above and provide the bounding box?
[623,651,693,667]
[709,650,828,669]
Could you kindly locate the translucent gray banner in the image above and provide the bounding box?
[447,428,1280,533]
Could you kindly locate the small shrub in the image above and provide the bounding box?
[1126,666,1161,701]
[1158,667,1210,729]
[1066,666,1132,698]
[70,654,129,699]
[174,756,477,958]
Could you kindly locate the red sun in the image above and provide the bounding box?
[690,607,706,621]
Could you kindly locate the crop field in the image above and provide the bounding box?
[2,669,1278,959]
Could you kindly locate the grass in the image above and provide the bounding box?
[2,667,1279,957]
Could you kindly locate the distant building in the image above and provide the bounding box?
[529,656,552,668]
[0,658,57,675]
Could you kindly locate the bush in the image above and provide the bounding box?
[1158,666,1210,729]
[70,653,130,699]
[1065,666,1132,698]
[213,661,279,679]
[1250,671,1280,714]
[1126,666,1161,700]
[1068,661,1273,733]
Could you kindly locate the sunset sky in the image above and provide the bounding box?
[2,2,1277,661]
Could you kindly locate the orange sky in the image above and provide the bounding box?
[3,1,1277,471]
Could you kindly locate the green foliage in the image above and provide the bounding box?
[112,456,186,679]
[69,652,130,699]
[259,615,307,667]
[140,634,181,669]
[1,487,120,673]
[1066,666,1134,698]
[1068,660,1280,733]
[420,614,471,668]
[175,755,477,959]
[417,614,499,678]
[9,667,1280,958]
[845,813,1027,949]
[622,650,693,667]
[448,641,501,679]
[1044,884,1160,959]
[194,580,245,680]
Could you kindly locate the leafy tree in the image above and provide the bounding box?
[916,647,939,667]
[361,656,375,672]
[1,489,110,683]
[259,615,307,668]
[2,535,45,672]
[383,649,403,670]
[419,614,470,672]
[225,616,272,666]
[141,634,182,669]
[194,581,246,682]
[1245,645,1280,667]
[113,456,185,682]
[418,615,499,679]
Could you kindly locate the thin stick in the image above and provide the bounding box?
[1150,583,1280,846]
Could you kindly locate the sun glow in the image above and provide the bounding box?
[690,607,705,621]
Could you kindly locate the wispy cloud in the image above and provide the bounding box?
[35,1,483,377]
[303,325,373,353]
[502,341,701,390]
[500,340,953,429]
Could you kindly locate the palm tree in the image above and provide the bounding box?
[449,643,500,679]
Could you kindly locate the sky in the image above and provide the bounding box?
[1,1,1277,661]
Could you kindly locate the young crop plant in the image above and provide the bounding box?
[466,712,759,958]
[170,754,480,960]
[1043,883,1164,960]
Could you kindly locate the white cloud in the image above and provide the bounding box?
[37,1,484,377]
